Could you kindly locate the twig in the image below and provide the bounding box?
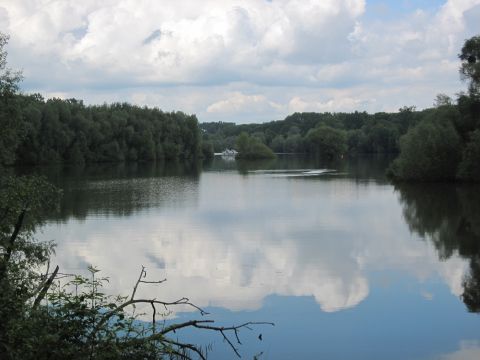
[91,298,209,338]
[140,279,167,284]
[159,338,206,360]
[131,265,146,301]
[148,320,274,358]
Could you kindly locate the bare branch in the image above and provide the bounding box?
[148,320,274,358]
[159,320,215,336]
[131,265,146,301]
[33,265,59,309]
[151,301,156,326]
[91,298,209,338]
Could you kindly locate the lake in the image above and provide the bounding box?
[27,155,480,359]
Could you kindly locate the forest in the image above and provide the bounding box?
[1,94,207,166]
[201,106,420,157]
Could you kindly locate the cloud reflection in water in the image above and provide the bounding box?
[37,167,469,316]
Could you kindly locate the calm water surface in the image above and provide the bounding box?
[28,155,480,359]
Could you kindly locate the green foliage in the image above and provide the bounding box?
[459,35,480,95]
[305,125,347,159]
[201,141,214,160]
[200,109,420,158]
[0,176,60,358]
[270,135,286,153]
[235,132,276,159]
[457,129,480,181]
[388,108,462,181]
[9,98,204,165]
[236,132,250,154]
[0,33,23,166]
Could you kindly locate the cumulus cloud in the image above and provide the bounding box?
[0,0,479,122]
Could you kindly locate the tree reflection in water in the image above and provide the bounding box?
[396,183,480,312]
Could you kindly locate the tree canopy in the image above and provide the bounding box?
[0,34,22,166]
[460,35,480,96]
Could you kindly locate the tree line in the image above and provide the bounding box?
[201,107,421,159]
[2,94,210,166]
[2,32,479,181]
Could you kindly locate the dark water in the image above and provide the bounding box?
[29,155,480,359]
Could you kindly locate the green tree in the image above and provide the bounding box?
[0,33,23,166]
[235,132,249,154]
[305,125,347,159]
[270,135,285,153]
[459,35,480,96]
[388,108,462,181]
[235,132,275,159]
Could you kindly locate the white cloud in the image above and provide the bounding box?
[0,0,479,122]
[288,95,375,113]
[207,92,282,115]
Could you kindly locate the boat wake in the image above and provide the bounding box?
[249,169,338,177]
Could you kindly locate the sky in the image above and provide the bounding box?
[0,0,479,124]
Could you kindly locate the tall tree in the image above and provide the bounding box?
[460,35,480,96]
[0,33,23,166]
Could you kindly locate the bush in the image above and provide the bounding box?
[235,132,276,159]
[305,125,347,159]
[388,108,462,181]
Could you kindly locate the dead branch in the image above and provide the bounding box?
[88,266,273,359]
[161,338,206,360]
[91,298,209,338]
[143,320,274,358]
[33,265,59,309]
[130,266,167,301]
[151,301,156,326]
[131,265,146,301]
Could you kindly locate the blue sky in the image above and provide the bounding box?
[0,0,479,123]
